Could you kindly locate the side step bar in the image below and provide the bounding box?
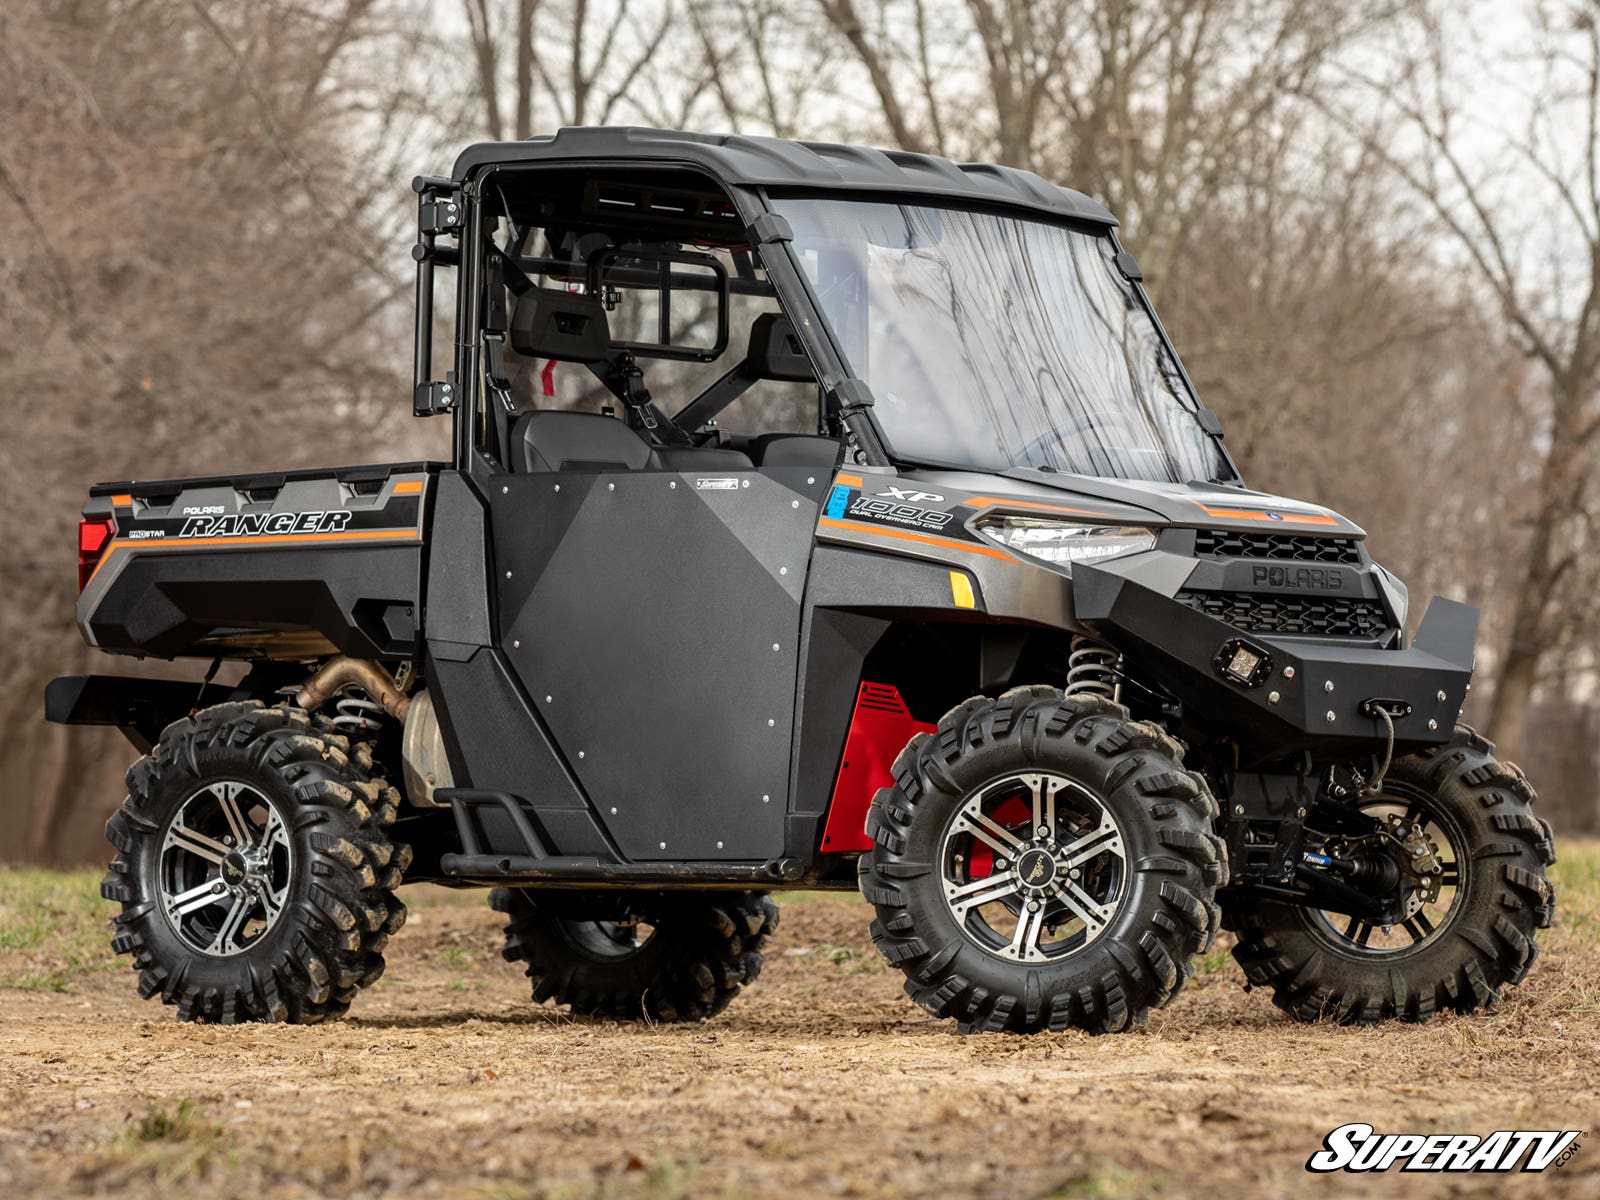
[438,789,805,889]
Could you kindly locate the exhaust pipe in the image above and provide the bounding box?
[295,656,411,721]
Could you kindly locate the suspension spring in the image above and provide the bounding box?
[1065,636,1121,701]
[331,694,384,734]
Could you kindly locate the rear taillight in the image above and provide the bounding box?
[78,517,115,591]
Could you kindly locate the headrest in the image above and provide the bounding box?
[747,313,813,382]
[509,286,612,363]
[513,410,653,473]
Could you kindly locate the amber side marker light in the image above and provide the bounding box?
[77,517,115,591]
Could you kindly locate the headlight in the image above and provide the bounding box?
[974,517,1156,567]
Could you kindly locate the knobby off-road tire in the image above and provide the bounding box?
[860,687,1227,1034]
[490,888,778,1022]
[101,701,410,1024]
[1226,726,1556,1024]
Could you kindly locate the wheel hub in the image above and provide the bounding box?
[221,851,250,886]
[1015,846,1059,891]
[1309,789,1463,954]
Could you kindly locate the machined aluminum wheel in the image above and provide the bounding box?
[103,701,408,1024]
[939,772,1129,964]
[159,780,292,957]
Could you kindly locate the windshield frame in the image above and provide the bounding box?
[761,188,1240,485]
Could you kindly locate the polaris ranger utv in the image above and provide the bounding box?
[48,128,1554,1033]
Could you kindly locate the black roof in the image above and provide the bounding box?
[450,126,1116,227]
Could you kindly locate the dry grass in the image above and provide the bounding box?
[0,842,1596,1198]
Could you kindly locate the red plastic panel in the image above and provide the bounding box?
[821,683,936,852]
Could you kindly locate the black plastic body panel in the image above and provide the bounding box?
[451,127,1116,227]
[84,544,423,660]
[422,470,493,649]
[425,648,616,860]
[77,465,434,661]
[89,461,440,499]
[789,603,888,857]
[44,674,240,752]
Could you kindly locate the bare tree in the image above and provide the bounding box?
[457,0,694,138]
[780,0,1403,297]
[0,0,439,863]
[1333,0,1600,761]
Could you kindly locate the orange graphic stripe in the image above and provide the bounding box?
[834,473,864,488]
[1192,501,1339,526]
[818,516,1012,561]
[110,493,133,507]
[963,495,1114,519]
[392,480,425,495]
[86,528,421,587]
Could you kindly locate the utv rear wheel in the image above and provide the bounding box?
[490,889,778,1022]
[1225,726,1555,1024]
[860,687,1226,1034]
[100,702,409,1024]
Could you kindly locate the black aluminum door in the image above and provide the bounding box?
[490,465,827,861]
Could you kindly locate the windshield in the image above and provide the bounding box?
[773,197,1228,483]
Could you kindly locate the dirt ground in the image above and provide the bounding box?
[1,844,1597,1200]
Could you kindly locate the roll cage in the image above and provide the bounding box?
[410,126,1238,483]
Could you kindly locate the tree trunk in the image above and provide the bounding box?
[1485,642,1539,766]
[1482,423,1577,765]
[515,0,537,138]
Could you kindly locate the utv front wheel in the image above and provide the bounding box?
[101,702,409,1024]
[1226,726,1555,1024]
[491,889,778,1022]
[860,688,1226,1034]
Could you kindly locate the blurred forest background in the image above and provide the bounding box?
[4,0,1599,862]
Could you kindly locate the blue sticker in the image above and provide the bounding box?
[825,485,851,519]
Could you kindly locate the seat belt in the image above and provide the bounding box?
[481,247,520,465]
[604,354,692,447]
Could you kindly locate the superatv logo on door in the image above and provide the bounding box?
[1306,1123,1584,1173]
[178,511,354,538]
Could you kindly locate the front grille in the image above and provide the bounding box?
[1194,529,1361,565]
[1178,590,1391,639]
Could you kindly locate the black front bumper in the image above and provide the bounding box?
[1073,562,1476,759]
